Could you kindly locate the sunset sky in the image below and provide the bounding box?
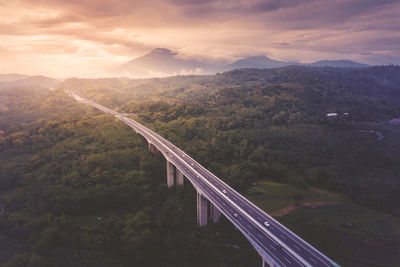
[1,0,400,78]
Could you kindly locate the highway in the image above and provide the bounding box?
[70,93,339,267]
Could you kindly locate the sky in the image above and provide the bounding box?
[1,0,400,78]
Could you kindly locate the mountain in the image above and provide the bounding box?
[308,60,369,68]
[225,56,297,70]
[112,48,220,78]
[0,74,60,90]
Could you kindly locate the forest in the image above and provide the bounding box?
[0,88,258,266]
[61,66,400,213]
[1,66,400,266]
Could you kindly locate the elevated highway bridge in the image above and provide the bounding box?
[70,93,339,267]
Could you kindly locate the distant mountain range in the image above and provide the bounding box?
[225,56,300,70]
[1,49,371,80]
[110,48,370,78]
[307,60,369,68]
[0,74,60,90]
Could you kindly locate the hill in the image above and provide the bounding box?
[308,60,370,68]
[0,74,29,82]
[0,74,60,90]
[225,56,296,70]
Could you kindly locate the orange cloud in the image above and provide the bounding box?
[1,0,399,77]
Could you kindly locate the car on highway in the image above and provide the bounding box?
[233,213,238,218]
[222,189,227,194]
[264,221,270,227]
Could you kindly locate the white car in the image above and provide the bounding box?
[264,221,270,227]
[233,213,238,218]
[222,189,227,194]
[191,163,194,166]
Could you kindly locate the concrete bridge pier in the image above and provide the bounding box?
[197,192,221,226]
[167,161,175,187]
[166,162,185,188]
[210,203,221,223]
[197,192,208,226]
[176,168,184,186]
[148,142,155,152]
[147,142,159,155]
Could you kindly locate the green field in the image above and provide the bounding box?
[246,181,400,266]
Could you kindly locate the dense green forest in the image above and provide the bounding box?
[1,66,400,266]
[0,89,259,266]
[61,66,400,214]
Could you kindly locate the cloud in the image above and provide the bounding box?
[1,0,399,77]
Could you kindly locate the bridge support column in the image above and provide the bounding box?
[176,168,184,186]
[147,142,159,155]
[148,142,154,152]
[197,192,208,226]
[210,203,221,223]
[167,161,175,187]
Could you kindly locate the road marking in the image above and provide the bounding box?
[256,232,264,239]
[309,257,317,264]
[284,257,292,264]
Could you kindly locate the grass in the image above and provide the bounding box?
[246,180,348,213]
[246,181,400,267]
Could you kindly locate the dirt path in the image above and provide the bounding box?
[271,201,341,217]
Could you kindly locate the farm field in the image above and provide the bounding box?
[246,181,400,266]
